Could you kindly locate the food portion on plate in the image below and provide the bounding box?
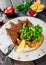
[6,19,44,53]
[30,0,44,12]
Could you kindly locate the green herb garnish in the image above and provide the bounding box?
[16,0,33,14]
[20,23,43,41]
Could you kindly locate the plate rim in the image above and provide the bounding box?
[1,16,46,29]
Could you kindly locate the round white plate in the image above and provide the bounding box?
[0,16,46,61]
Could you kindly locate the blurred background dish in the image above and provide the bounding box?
[27,10,37,16]
[30,0,45,12]
[4,6,15,15]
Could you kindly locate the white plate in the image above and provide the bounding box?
[0,16,46,61]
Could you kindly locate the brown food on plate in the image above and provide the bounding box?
[26,19,33,25]
[10,19,32,33]
[18,19,33,25]
[10,21,23,33]
[17,38,21,45]
[6,28,19,44]
[10,22,17,30]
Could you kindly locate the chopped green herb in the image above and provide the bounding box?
[20,23,43,41]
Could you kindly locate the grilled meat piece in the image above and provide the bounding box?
[6,28,19,45]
